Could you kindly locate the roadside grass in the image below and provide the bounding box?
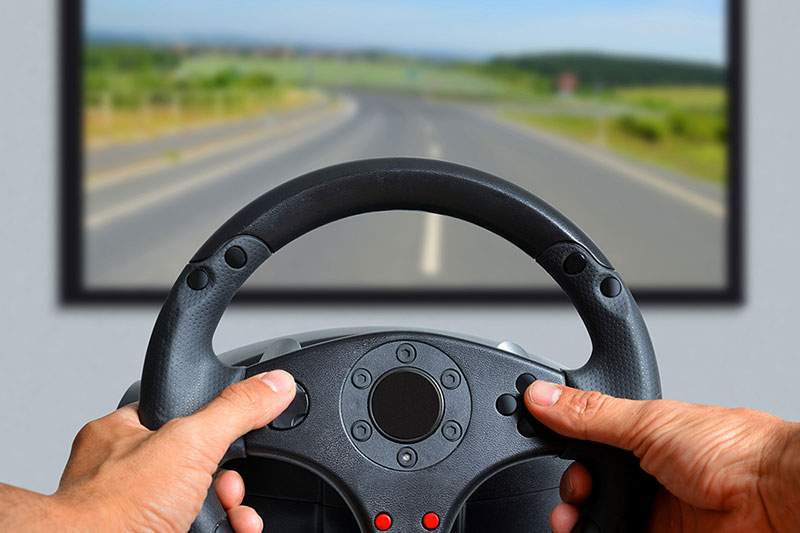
[179,55,510,97]
[613,86,726,112]
[84,88,318,147]
[85,45,729,183]
[506,110,726,184]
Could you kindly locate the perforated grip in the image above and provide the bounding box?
[537,242,660,532]
[537,242,661,400]
[139,236,271,429]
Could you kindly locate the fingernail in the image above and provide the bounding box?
[564,467,575,496]
[529,381,562,406]
[260,370,295,394]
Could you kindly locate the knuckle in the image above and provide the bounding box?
[219,381,264,412]
[566,390,609,438]
[627,400,661,452]
[74,419,104,445]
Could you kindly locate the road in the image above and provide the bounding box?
[84,90,726,292]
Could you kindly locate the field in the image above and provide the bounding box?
[505,86,727,184]
[84,45,728,183]
[84,88,318,147]
[178,55,511,97]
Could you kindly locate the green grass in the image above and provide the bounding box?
[179,55,510,97]
[613,86,726,112]
[507,111,726,184]
[502,85,728,184]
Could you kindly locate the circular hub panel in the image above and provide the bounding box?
[370,368,444,443]
[341,341,471,471]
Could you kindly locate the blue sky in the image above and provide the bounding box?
[86,0,726,64]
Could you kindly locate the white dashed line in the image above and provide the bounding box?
[420,139,444,276]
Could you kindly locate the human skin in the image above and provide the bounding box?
[524,381,800,533]
[2,373,799,532]
[0,370,296,533]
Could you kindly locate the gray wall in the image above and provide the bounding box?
[2,0,799,493]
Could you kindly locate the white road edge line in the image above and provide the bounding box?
[420,140,444,276]
[86,100,343,192]
[85,100,358,230]
[482,110,726,218]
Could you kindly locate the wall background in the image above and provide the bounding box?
[2,0,799,493]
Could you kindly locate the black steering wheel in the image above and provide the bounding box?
[138,157,661,532]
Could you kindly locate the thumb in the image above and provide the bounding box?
[174,370,296,459]
[524,381,649,451]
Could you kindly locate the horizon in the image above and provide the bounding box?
[84,29,727,67]
[85,0,726,65]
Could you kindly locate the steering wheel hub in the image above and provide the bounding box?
[341,340,471,471]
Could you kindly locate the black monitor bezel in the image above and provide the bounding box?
[59,0,745,306]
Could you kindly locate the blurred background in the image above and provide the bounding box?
[4,0,800,498]
[79,0,730,295]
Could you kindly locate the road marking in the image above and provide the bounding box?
[85,100,346,192]
[420,140,444,276]
[420,212,443,276]
[85,100,357,230]
[481,109,726,218]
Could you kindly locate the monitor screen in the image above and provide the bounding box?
[62,0,742,303]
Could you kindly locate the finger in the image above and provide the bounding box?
[550,502,581,533]
[227,505,263,533]
[524,381,649,450]
[112,402,143,425]
[182,370,296,455]
[560,462,592,505]
[215,469,245,510]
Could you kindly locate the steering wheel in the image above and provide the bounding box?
[138,157,661,533]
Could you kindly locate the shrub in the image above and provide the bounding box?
[669,111,726,142]
[617,114,668,143]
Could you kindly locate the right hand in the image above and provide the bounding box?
[524,381,800,532]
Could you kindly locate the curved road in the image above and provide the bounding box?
[85,90,725,292]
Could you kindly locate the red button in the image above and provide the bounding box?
[375,513,392,531]
[422,512,440,530]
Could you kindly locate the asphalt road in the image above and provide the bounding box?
[84,90,726,291]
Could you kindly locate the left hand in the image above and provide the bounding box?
[52,370,296,533]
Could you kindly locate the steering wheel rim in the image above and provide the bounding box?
[139,157,661,532]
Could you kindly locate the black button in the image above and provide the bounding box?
[496,394,519,416]
[225,246,247,269]
[601,277,622,297]
[186,269,208,290]
[516,373,536,394]
[370,369,443,443]
[517,416,536,438]
[270,382,309,430]
[563,253,587,275]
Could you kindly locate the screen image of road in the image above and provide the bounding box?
[80,0,730,295]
